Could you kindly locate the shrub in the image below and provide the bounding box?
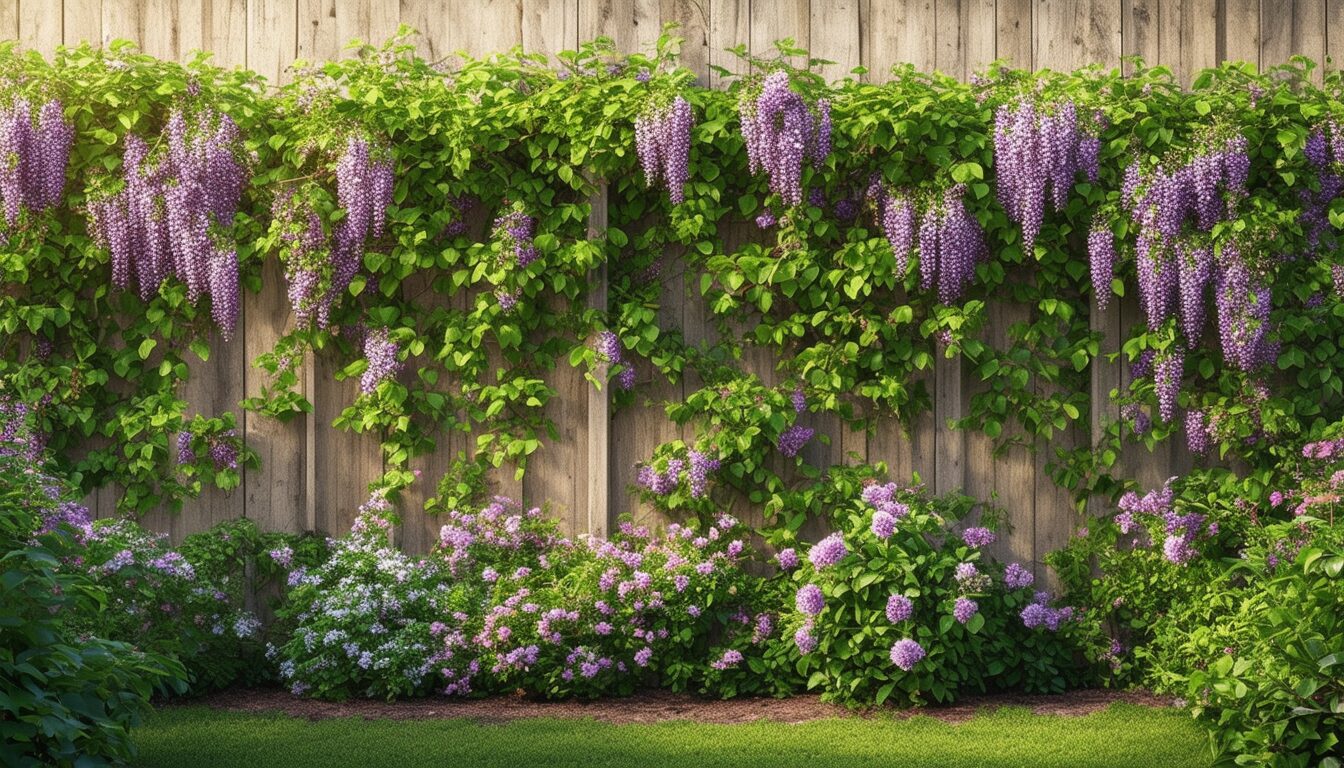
[786,480,1097,706]
[273,493,483,699]
[1180,518,1343,766]
[68,517,270,693]
[0,403,186,767]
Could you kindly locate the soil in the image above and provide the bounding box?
[176,687,1179,726]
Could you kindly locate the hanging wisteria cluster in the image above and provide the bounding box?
[739,71,831,206]
[915,185,989,305]
[359,327,403,394]
[874,186,916,279]
[993,98,1100,254]
[0,97,73,231]
[1299,121,1344,249]
[271,189,328,329]
[273,135,392,330]
[89,108,247,338]
[492,207,539,269]
[1122,135,1250,333]
[633,95,693,204]
[595,329,635,391]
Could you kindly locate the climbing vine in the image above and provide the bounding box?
[3,29,1344,530]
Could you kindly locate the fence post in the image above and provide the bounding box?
[586,180,611,538]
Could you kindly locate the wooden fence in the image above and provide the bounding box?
[6,0,1339,577]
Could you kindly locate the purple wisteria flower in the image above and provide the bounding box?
[775,548,799,570]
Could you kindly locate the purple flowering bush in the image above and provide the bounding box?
[67,516,271,693]
[783,479,1095,706]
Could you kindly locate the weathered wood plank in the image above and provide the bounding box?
[522,0,578,59]
[1220,0,1260,65]
[20,0,62,56]
[995,0,1034,69]
[204,0,248,68]
[248,0,298,86]
[243,261,308,534]
[707,0,749,88]
[1260,0,1325,81]
[1036,0,1122,70]
[810,0,861,79]
[749,0,808,60]
[1124,0,1159,74]
[866,0,935,78]
[586,182,611,537]
[662,0,709,83]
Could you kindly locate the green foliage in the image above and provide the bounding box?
[1180,521,1343,767]
[0,450,186,767]
[789,483,1097,707]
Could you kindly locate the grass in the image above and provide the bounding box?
[133,702,1213,768]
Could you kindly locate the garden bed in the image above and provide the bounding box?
[174,687,1176,726]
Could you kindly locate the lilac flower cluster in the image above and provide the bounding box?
[634,95,693,204]
[1114,477,1216,565]
[808,533,848,569]
[961,527,996,549]
[777,423,815,458]
[1003,561,1035,589]
[593,330,635,391]
[886,593,913,623]
[359,327,403,394]
[635,457,684,496]
[889,638,926,671]
[436,497,566,578]
[1019,591,1076,631]
[90,108,247,338]
[739,71,831,205]
[916,185,989,304]
[0,97,73,229]
[795,584,825,615]
[686,449,721,499]
[994,98,1100,252]
[953,597,979,624]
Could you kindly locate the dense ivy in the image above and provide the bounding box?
[3,30,1344,529]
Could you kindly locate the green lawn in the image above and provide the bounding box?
[134,702,1213,768]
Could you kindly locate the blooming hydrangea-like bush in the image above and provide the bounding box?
[67,515,267,692]
[784,480,1094,706]
[274,493,484,699]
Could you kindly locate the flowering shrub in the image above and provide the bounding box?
[784,480,1096,706]
[1,397,186,766]
[274,493,484,699]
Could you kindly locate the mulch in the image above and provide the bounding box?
[174,687,1179,726]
